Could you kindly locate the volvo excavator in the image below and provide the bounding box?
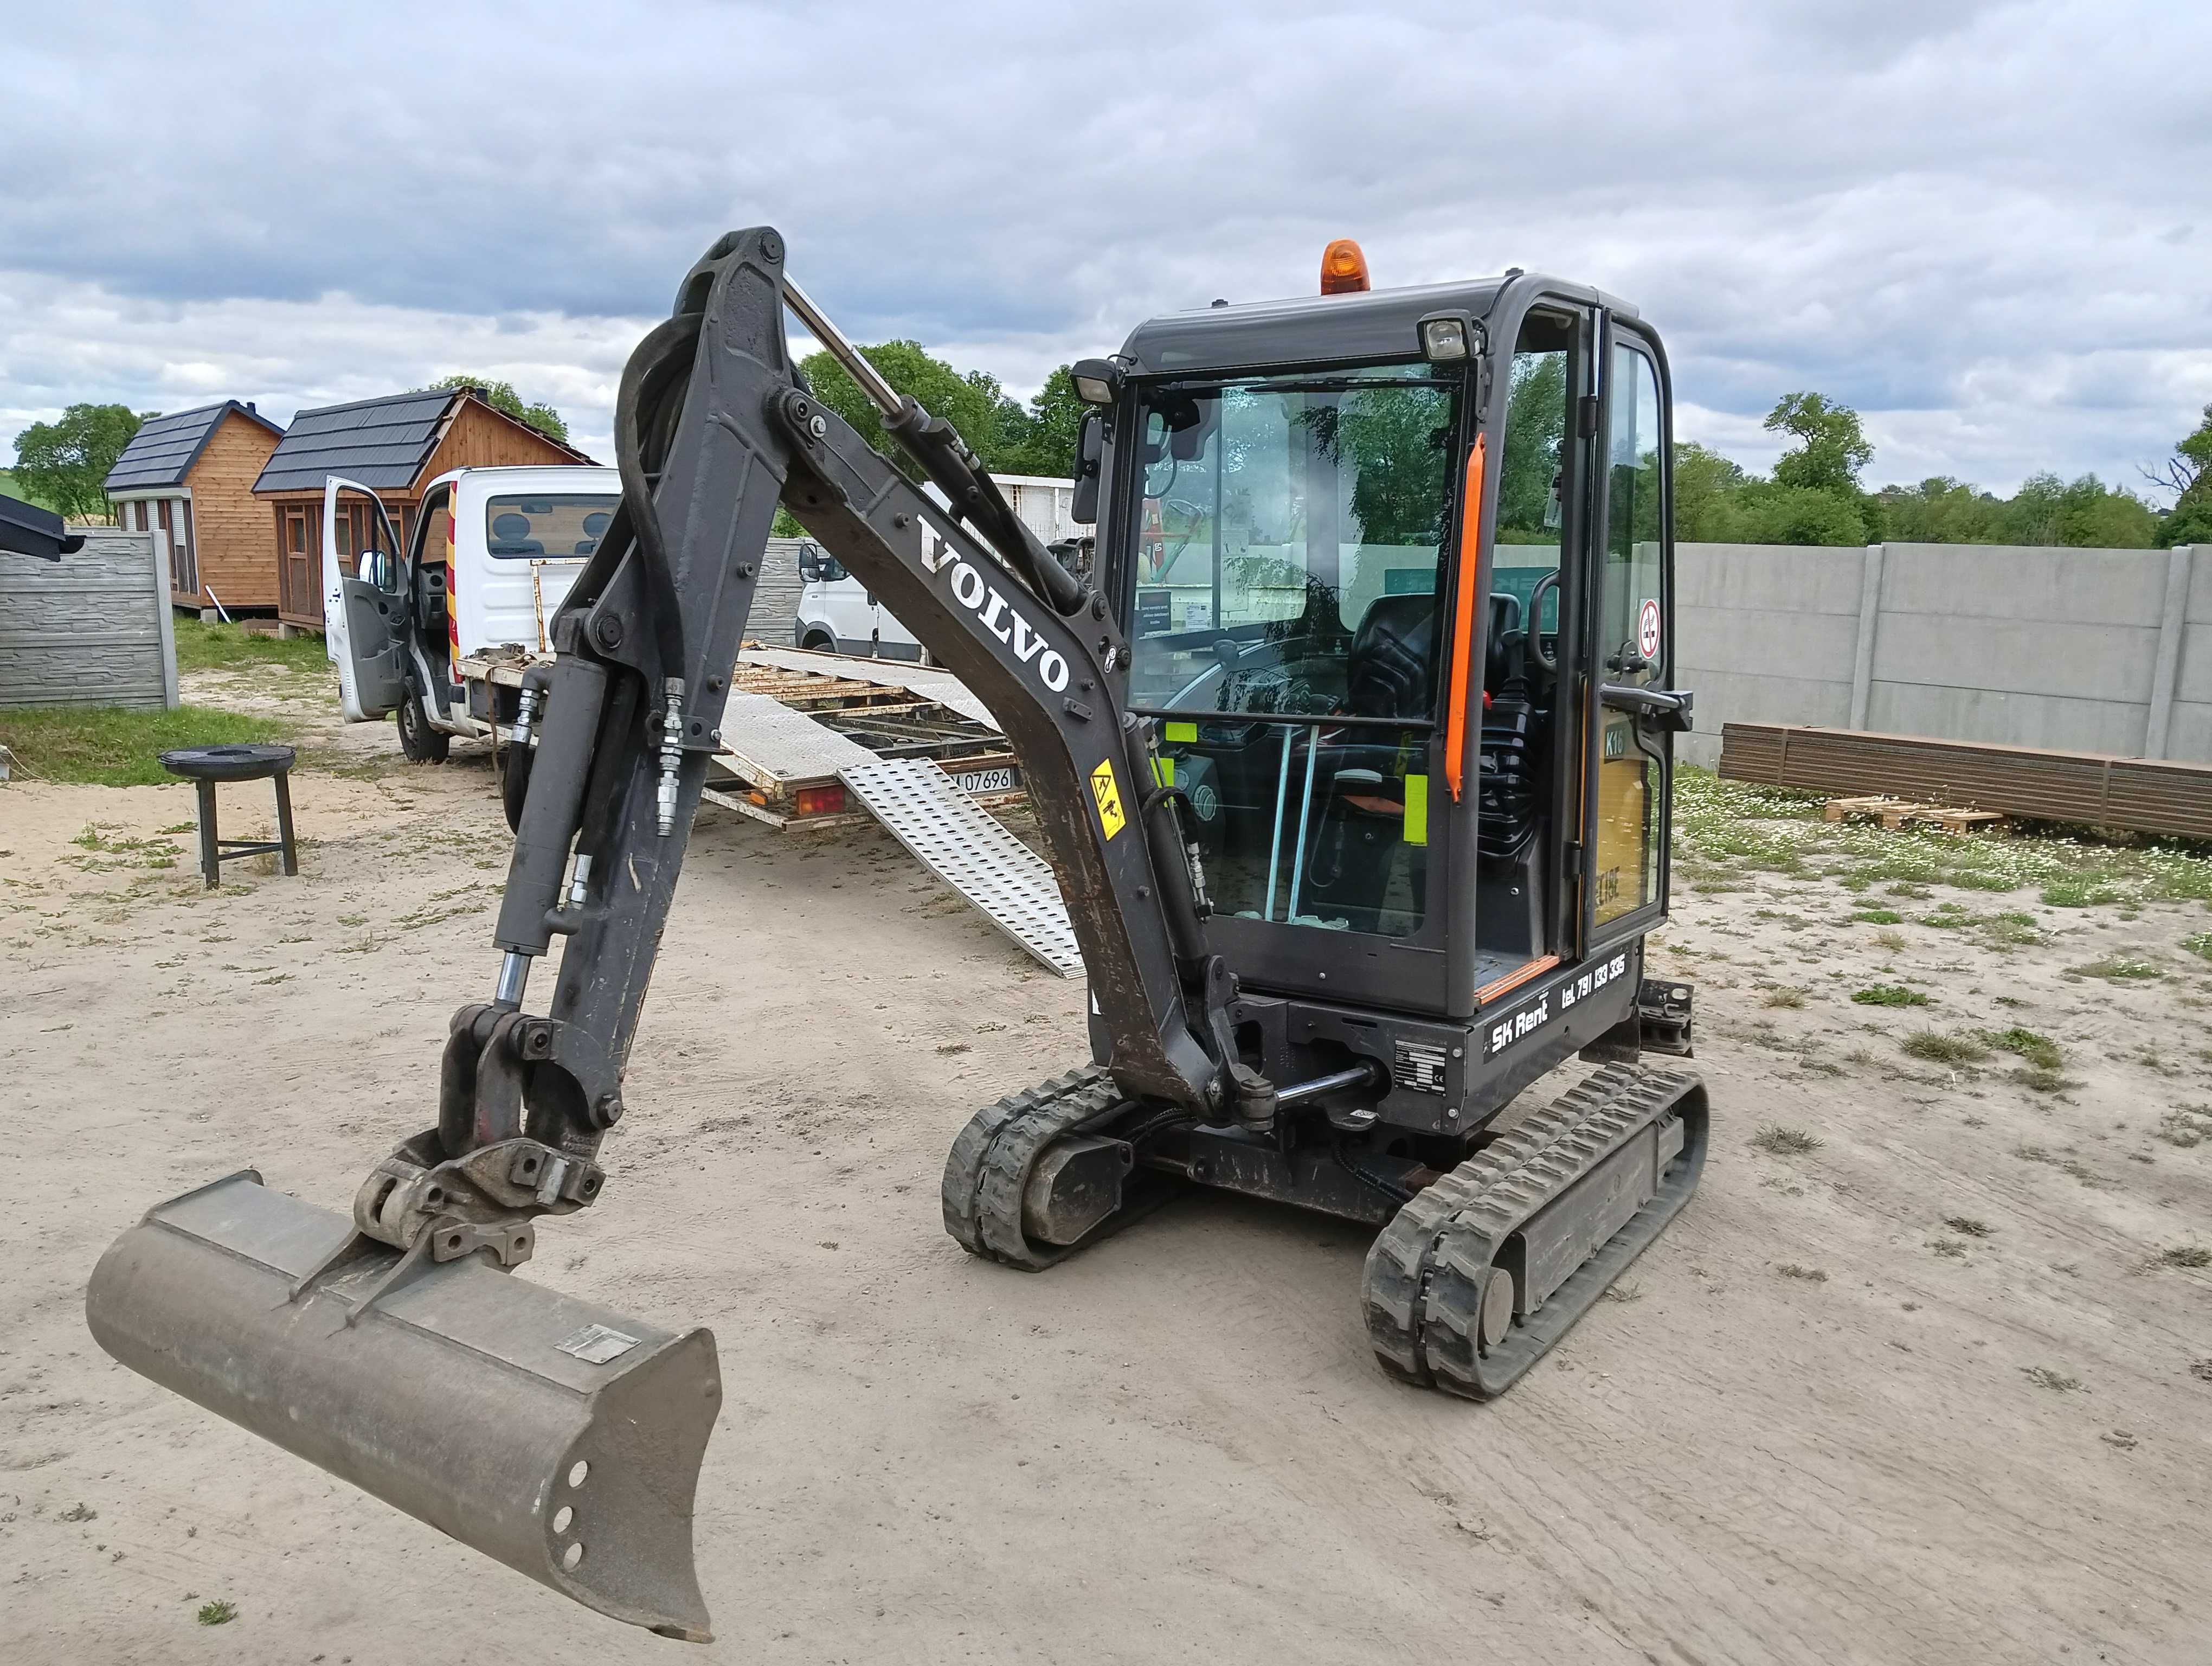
[86,229,1707,1642]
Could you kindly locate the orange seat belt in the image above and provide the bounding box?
[1443,434,1487,800]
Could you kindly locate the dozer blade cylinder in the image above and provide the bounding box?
[85,1172,721,1642]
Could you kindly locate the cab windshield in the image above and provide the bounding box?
[1124,362,1463,941]
[1125,363,1461,719]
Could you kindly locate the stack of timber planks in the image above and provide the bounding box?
[1718,723,2212,841]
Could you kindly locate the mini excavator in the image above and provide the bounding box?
[88,229,1707,1640]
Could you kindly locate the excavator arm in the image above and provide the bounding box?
[506,225,1237,1138]
[86,227,1255,1642]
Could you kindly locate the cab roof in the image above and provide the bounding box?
[1116,273,1637,379]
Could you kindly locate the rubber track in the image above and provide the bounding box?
[1362,1061,1706,1399]
[941,1066,1129,1271]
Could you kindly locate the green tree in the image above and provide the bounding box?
[1672,441,1751,542]
[992,366,1085,479]
[420,375,570,445]
[799,340,1013,483]
[1713,482,1863,546]
[2149,403,2212,548]
[2056,473,2157,547]
[1763,390,1879,539]
[12,403,147,521]
[1764,391,1874,494]
[1875,477,2008,544]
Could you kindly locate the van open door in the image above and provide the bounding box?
[323,476,410,722]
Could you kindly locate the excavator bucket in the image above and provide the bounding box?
[85,1172,721,1641]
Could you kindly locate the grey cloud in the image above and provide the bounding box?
[1,0,2208,496]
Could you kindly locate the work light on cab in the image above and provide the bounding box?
[1419,315,1471,362]
[1069,358,1123,406]
[1320,238,1370,294]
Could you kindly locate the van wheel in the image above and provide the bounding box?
[802,631,835,652]
[397,691,451,764]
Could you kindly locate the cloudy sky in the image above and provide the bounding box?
[4,1,2207,497]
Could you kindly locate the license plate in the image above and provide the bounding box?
[950,765,1019,795]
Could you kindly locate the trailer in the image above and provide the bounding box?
[457,644,1026,830]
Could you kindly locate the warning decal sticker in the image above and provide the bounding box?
[1637,597,1662,661]
[1091,758,1126,840]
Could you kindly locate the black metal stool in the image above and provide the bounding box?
[158,744,300,889]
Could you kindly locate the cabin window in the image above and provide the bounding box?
[484,494,619,559]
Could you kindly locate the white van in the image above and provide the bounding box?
[321,464,619,759]
[791,472,1081,659]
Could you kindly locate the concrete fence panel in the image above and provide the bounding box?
[1673,541,2203,770]
[2169,545,2212,762]
[1675,542,1864,766]
[0,528,179,710]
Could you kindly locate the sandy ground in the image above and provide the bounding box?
[4,672,2211,1665]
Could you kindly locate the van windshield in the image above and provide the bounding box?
[484,494,618,560]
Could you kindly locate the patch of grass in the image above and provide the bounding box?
[1930,1237,1969,1258]
[0,704,293,787]
[1945,1215,1994,1237]
[1983,1027,2062,1070]
[2160,1245,2212,1269]
[1852,908,1904,925]
[2068,954,2163,982]
[2021,1366,2083,1392]
[1751,1124,1823,1156]
[1885,881,1932,899]
[1901,1030,1991,1065]
[1761,986,1807,1009]
[195,1599,238,1626]
[1873,927,1910,951]
[172,617,328,677]
[2011,1065,2074,1095]
[1948,869,2023,892]
[1853,984,1931,1008]
[1774,1263,1828,1281]
[2183,931,2212,964]
[2042,878,2123,908]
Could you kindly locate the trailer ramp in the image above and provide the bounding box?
[838,757,1082,978]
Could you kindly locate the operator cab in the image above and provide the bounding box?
[1090,249,1682,1026]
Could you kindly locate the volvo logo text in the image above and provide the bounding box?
[945,560,1069,692]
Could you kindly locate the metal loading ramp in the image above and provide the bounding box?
[838,757,1083,978]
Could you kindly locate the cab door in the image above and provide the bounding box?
[1579,322,1685,943]
[321,477,410,722]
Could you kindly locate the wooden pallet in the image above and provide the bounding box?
[1823,795,2007,834]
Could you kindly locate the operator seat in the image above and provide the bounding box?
[1345,592,1436,720]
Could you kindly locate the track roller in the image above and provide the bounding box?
[1363,1062,1707,1398]
[942,1067,1142,1271]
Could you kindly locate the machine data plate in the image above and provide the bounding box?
[838,757,1082,978]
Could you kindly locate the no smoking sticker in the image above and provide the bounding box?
[1637,597,1662,660]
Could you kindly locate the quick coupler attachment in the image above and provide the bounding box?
[85,1171,722,1641]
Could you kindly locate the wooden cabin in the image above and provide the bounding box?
[103,401,286,611]
[253,387,594,629]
